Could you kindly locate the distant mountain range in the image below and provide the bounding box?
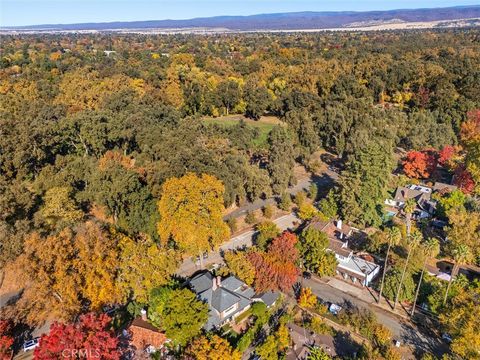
[3,5,480,32]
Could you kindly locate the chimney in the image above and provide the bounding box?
[140,308,147,321]
[212,276,217,291]
[216,276,222,288]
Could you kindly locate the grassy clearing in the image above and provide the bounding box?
[202,115,283,147]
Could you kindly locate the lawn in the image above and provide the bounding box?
[202,115,283,147]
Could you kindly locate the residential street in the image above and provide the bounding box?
[176,213,300,276]
[303,276,450,357]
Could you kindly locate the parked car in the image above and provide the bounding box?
[328,303,342,315]
[442,333,453,343]
[23,338,40,352]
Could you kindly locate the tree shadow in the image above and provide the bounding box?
[333,330,362,357]
[398,318,449,358]
[310,173,338,196]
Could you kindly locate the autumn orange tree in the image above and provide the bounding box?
[402,150,437,179]
[157,173,230,265]
[15,222,123,324]
[460,109,480,194]
[249,232,299,292]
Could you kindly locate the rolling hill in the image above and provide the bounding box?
[3,5,480,32]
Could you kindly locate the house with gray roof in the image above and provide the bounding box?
[188,271,279,330]
[385,182,458,219]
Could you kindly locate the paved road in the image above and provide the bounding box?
[225,169,338,220]
[303,277,449,357]
[177,213,300,276]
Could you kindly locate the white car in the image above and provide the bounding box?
[328,303,342,315]
[23,338,40,352]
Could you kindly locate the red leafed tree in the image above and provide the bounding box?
[415,86,430,109]
[248,232,299,292]
[438,145,460,170]
[0,320,14,360]
[34,313,120,360]
[402,150,437,179]
[453,165,475,194]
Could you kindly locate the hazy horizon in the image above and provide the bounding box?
[1,0,479,27]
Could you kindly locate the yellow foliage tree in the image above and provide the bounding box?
[38,186,83,227]
[440,283,480,358]
[298,203,319,221]
[157,173,230,262]
[117,233,181,302]
[184,335,241,360]
[298,287,317,309]
[223,251,255,286]
[276,323,290,352]
[74,222,122,310]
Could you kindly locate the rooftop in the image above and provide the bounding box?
[308,218,352,241]
[337,255,379,279]
[393,186,431,204]
[130,317,163,333]
[188,271,269,330]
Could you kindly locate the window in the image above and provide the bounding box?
[223,303,238,317]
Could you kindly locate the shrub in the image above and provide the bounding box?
[245,211,257,225]
[263,204,274,219]
[294,191,307,207]
[252,301,267,319]
[308,183,318,201]
[308,316,333,335]
[236,328,255,352]
[227,217,238,233]
[298,203,318,220]
[255,221,280,250]
[279,193,292,211]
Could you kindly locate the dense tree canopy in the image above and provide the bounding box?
[1,30,479,344]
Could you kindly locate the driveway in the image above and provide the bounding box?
[176,213,300,276]
[302,277,449,357]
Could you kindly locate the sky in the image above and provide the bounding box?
[1,0,479,27]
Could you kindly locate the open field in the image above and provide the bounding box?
[202,115,283,147]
